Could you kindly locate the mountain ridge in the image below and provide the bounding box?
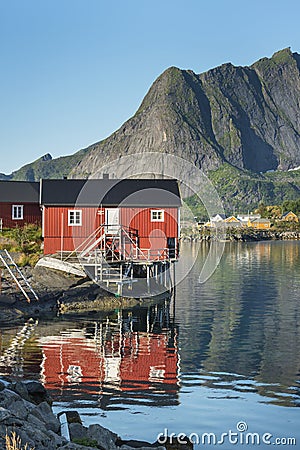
[2,48,300,210]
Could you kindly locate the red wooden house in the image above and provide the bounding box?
[0,181,41,229]
[40,179,181,260]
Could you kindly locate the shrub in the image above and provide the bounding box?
[5,431,34,450]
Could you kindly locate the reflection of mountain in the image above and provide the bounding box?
[39,305,180,408]
[176,242,300,407]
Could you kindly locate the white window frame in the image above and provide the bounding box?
[151,209,164,222]
[12,205,24,220]
[68,210,82,226]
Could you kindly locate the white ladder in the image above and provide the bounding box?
[0,249,39,303]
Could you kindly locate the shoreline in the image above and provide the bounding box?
[1,236,299,324]
[0,264,171,325]
[181,229,300,242]
[0,378,189,449]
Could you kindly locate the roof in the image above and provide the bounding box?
[237,214,261,220]
[282,211,297,218]
[224,216,239,222]
[0,181,40,203]
[251,218,270,223]
[211,214,226,221]
[40,179,181,207]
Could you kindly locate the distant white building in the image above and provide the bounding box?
[209,214,227,227]
[237,213,261,225]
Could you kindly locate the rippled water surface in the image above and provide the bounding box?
[1,241,299,449]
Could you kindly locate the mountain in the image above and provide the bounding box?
[69,47,300,177]
[4,48,300,210]
[5,150,88,182]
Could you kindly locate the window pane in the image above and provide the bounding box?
[68,210,82,226]
[12,205,23,219]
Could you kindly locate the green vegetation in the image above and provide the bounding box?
[0,224,42,266]
[207,163,300,214]
[72,437,99,447]
[184,163,300,223]
[282,198,300,215]
[6,148,89,181]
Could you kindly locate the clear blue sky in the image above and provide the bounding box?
[1,0,300,174]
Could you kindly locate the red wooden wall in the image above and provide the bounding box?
[43,206,179,255]
[43,206,103,254]
[0,202,41,228]
[121,207,179,252]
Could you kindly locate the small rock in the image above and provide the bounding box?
[65,410,82,424]
[87,423,119,450]
[69,422,88,441]
[24,380,52,405]
[117,439,163,448]
[9,381,31,402]
[0,407,12,422]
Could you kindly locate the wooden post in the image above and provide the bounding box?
[60,211,64,261]
[146,264,150,291]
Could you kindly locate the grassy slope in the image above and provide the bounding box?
[185,163,300,219]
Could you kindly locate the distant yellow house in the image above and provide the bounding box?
[224,216,239,223]
[281,211,299,222]
[248,218,271,229]
[224,216,242,227]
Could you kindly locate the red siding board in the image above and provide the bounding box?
[43,206,179,255]
[0,202,41,228]
[44,206,104,254]
[120,207,178,237]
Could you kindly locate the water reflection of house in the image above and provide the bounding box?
[40,309,180,407]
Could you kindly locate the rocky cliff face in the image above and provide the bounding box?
[69,47,300,178]
[6,48,300,209]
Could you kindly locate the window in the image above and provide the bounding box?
[68,210,82,226]
[151,209,164,222]
[12,205,23,220]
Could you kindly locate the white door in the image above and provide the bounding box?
[105,208,119,234]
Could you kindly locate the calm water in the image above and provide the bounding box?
[0,241,299,449]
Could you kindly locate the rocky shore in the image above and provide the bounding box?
[0,379,192,450]
[0,264,166,324]
[181,229,300,242]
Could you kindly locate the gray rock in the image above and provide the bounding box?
[69,422,88,440]
[9,381,31,402]
[87,423,118,450]
[0,389,34,420]
[24,380,52,405]
[118,439,164,448]
[31,401,61,433]
[46,429,68,448]
[27,412,48,433]
[61,444,101,450]
[0,407,12,422]
[120,447,166,450]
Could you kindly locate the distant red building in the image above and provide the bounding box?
[0,181,41,228]
[40,179,181,260]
